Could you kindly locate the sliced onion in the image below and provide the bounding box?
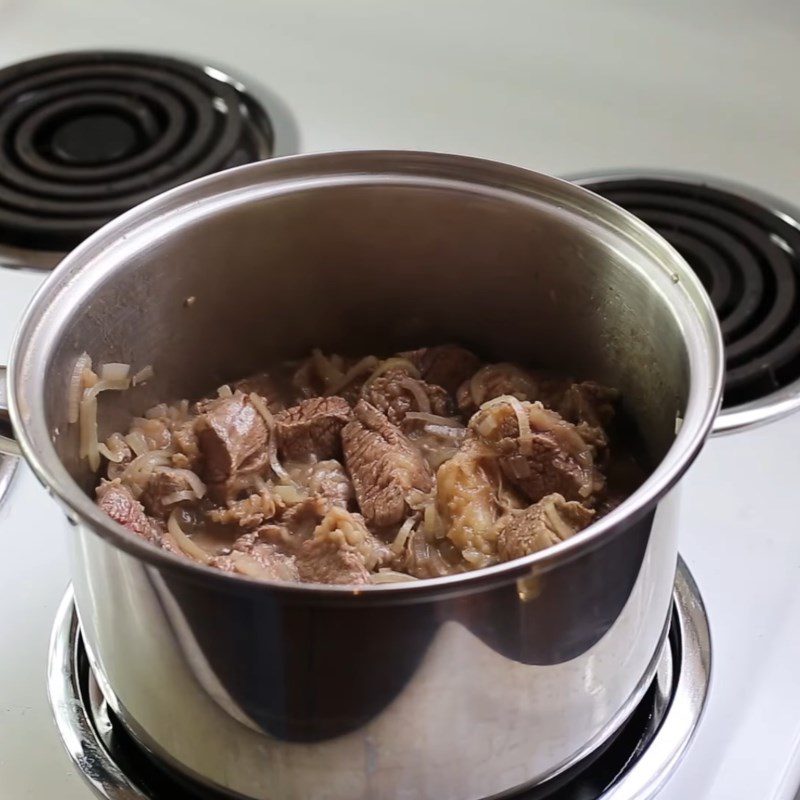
[83,377,131,401]
[272,483,306,504]
[362,357,420,391]
[100,362,131,382]
[479,395,533,455]
[249,392,291,482]
[124,430,150,456]
[168,511,211,564]
[154,466,206,499]
[131,365,154,386]
[145,403,168,419]
[527,404,593,466]
[79,395,99,471]
[392,515,417,554]
[120,450,172,487]
[98,443,123,463]
[312,348,344,387]
[326,355,379,395]
[398,377,431,412]
[543,500,577,541]
[217,384,233,398]
[160,489,198,505]
[370,570,419,584]
[67,353,92,424]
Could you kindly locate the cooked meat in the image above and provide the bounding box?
[96,479,159,544]
[91,345,642,585]
[296,539,371,585]
[295,459,353,509]
[212,534,299,581]
[401,345,481,393]
[313,507,391,569]
[436,436,504,560]
[362,368,453,425]
[470,398,605,504]
[141,467,203,519]
[275,396,351,461]
[496,493,594,560]
[456,363,566,416]
[195,392,268,485]
[232,371,287,412]
[208,491,278,528]
[342,400,433,527]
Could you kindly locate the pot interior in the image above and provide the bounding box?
[36,158,699,496]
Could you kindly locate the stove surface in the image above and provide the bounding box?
[1,2,799,799]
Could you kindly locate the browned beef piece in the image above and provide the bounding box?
[208,491,278,528]
[296,539,370,585]
[232,371,287,412]
[470,399,605,504]
[342,400,433,527]
[496,493,594,560]
[400,345,481,393]
[362,368,453,425]
[96,480,160,544]
[456,363,567,416]
[303,459,353,508]
[195,392,268,485]
[274,396,351,461]
[211,534,299,581]
[140,468,202,519]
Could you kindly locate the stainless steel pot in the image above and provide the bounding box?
[3,152,723,800]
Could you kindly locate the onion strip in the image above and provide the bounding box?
[405,412,464,428]
[79,395,100,471]
[362,357,420,391]
[154,466,206,499]
[398,377,431,412]
[392,515,417,554]
[100,363,131,382]
[480,395,533,455]
[249,392,291,482]
[131,365,154,386]
[168,511,212,564]
[325,355,379,395]
[67,353,92,424]
[124,430,149,456]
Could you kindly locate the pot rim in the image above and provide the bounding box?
[7,150,724,599]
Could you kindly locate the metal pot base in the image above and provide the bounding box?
[47,559,710,800]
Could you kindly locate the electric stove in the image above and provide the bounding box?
[1,4,799,798]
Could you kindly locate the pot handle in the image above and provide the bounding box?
[0,365,21,458]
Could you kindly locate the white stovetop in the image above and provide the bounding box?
[1,2,800,799]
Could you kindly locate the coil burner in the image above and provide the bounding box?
[0,51,274,266]
[48,562,709,800]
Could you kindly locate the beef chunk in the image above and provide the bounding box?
[96,480,159,544]
[232,371,287,412]
[342,400,433,527]
[296,508,389,585]
[281,495,330,539]
[212,533,299,582]
[457,363,566,416]
[362,368,453,425]
[274,396,351,461]
[400,345,481,393]
[470,399,605,504]
[302,459,353,508]
[497,493,594,560]
[195,392,268,485]
[297,541,370,585]
[141,468,202,519]
[436,436,505,559]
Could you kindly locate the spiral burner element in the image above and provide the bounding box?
[0,51,274,255]
[576,176,800,409]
